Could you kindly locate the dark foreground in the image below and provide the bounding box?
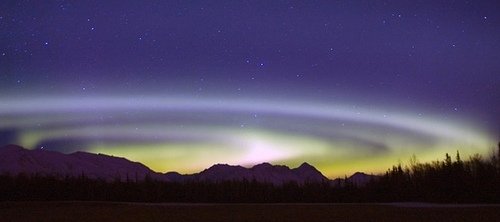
[1,202,499,222]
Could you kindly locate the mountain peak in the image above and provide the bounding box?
[252,162,292,171]
[292,162,329,183]
[350,172,367,177]
[207,163,238,170]
[202,163,247,174]
[297,162,314,170]
[252,162,273,168]
[0,145,167,182]
[192,162,329,185]
[347,172,377,186]
[0,145,336,186]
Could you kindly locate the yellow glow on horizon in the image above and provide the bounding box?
[5,96,496,179]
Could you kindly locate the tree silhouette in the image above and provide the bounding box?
[1,146,499,203]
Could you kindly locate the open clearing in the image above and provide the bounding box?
[1,201,499,222]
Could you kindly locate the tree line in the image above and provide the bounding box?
[364,146,500,203]
[1,144,499,203]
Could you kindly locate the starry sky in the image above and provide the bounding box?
[0,1,499,177]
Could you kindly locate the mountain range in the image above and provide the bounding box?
[166,162,329,185]
[0,144,376,186]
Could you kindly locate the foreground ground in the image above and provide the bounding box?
[1,201,499,222]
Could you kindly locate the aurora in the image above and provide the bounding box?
[0,95,494,178]
[1,1,498,179]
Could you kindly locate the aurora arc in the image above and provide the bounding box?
[0,96,494,178]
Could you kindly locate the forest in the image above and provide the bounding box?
[1,146,499,203]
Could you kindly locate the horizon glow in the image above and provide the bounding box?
[1,1,499,179]
[0,96,494,178]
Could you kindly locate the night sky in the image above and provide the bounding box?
[1,1,499,177]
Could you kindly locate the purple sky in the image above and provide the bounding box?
[0,1,498,175]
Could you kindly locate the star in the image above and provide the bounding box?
[0,0,497,179]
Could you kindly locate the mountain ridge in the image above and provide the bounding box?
[0,144,166,182]
[0,144,377,186]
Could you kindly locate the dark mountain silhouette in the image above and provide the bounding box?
[177,162,330,185]
[163,171,186,182]
[294,162,329,181]
[331,172,378,187]
[0,144,166,182]
[347,172,378,186]
[0,144,366,186]
[1,144,499,203]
